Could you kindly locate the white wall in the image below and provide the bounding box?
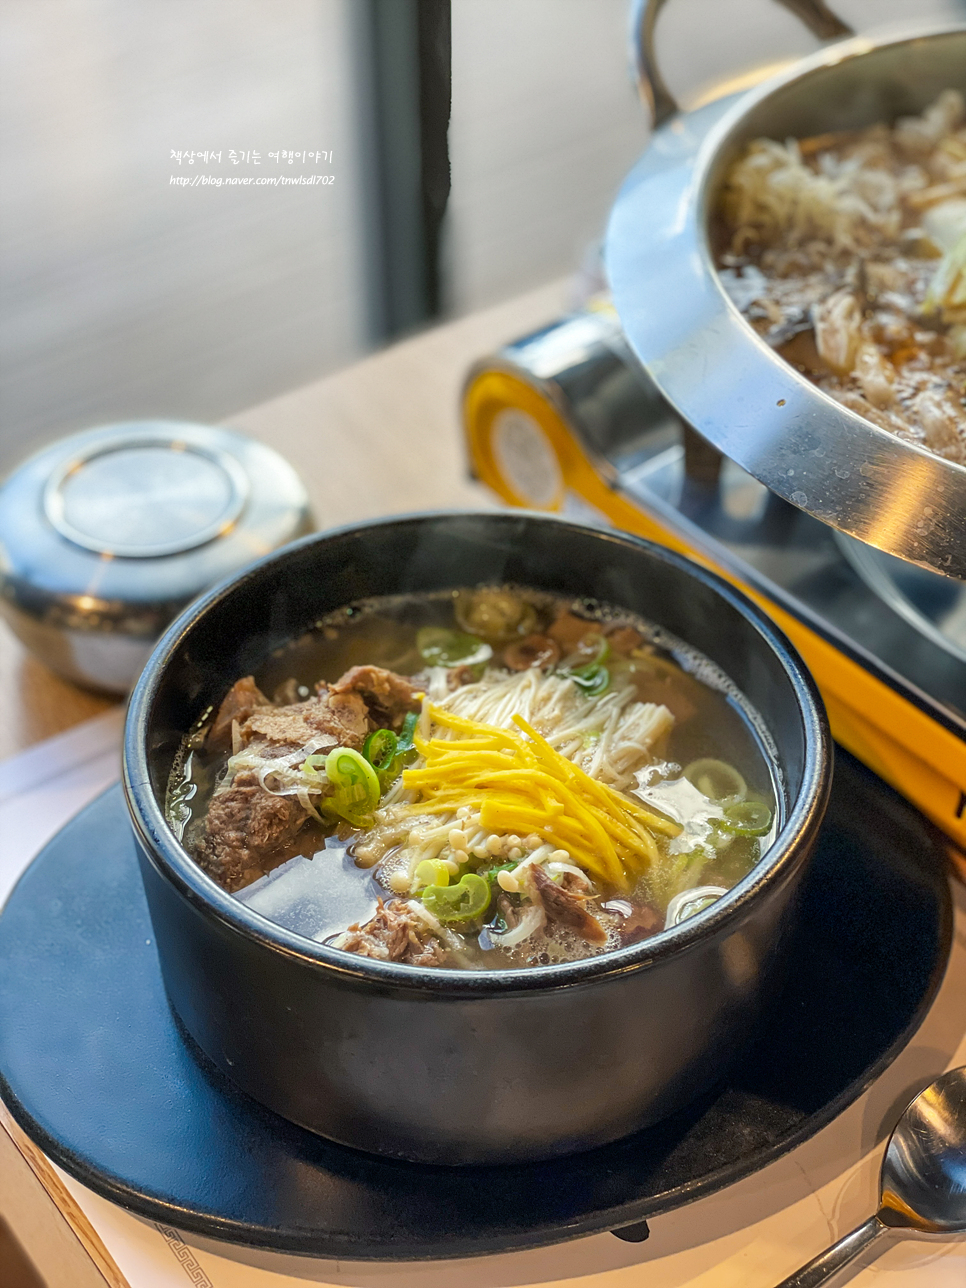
[447,0,646,313]
[0,0,363,473]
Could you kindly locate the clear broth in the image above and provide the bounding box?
[168,588,781,969]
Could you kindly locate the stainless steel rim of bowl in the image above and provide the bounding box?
[123,511,831,994]
[605,24,966,580]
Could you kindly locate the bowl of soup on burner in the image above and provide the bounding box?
[124,512,830,1165]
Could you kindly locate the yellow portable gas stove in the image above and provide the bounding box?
[464,13,966,852]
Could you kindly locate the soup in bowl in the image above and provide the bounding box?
[170,585,780,971]
[124,512,830,1164]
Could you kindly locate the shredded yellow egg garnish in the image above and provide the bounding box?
[401,706,681,890]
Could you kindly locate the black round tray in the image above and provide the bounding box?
[0,751,952,1260]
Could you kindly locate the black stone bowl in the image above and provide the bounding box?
[123,512,830,1166]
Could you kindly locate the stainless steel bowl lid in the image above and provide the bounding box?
[605,25,966,580]
[43,437,251,558]
[0,421,313,630]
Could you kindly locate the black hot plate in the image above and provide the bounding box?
[0,750,952,1260]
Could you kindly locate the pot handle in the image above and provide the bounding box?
[632,0,854,127]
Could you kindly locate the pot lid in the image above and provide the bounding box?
[0,420,313,619]
[605,26,966,579]
[43,436,251,558]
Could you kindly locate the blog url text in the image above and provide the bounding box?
[170,174,334,187]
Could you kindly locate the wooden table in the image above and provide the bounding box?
[0,279,566,761]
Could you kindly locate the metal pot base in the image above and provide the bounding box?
[0,756,951,1260]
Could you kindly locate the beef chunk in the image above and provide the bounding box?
[409,665,475,692]
[495,891,520,930]
[605,624,644,654]
[531,865,607,945]
[446,664,479,689]
[616,904,661,947]
[206,676,271,753]
[242,690,369,751]
[195,768,310,890]
[547,608,599,654]
[195,668,419,893]
[272,676,302,706]
[502,634,560,671]
[196,688,371,890]
[338,899,448,966]
[330,665,422,728]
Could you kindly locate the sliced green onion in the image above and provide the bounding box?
[414,858,451,888]
[706,818,737,851]
[569,662,610,696]
[665,886,728,928]
[480,862,516,889]
[363,728,398,773]
[578,633,610,665]
[396,711,418,754]
[370,713,420,791]
[416,626,492,669]
[326,747,380,799]
[560,633,610,672]
[720,799,772,836]
[323,746,380,823]
[683,758,747,804]
[422,873,491,923]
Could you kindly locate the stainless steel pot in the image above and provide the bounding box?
[606,5,966,578]
[123,512,830,1165]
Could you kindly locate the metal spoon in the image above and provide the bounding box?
[776,1066,966,1288]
